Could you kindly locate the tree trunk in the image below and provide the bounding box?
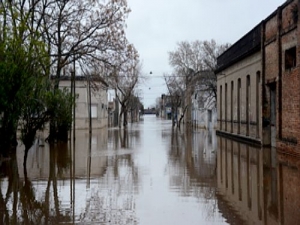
[123,108,128,127]
[119,108,123,128]
[0,116,17,156]
[178,105,188,129]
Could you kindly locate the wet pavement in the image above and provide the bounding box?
[0,115,300,224]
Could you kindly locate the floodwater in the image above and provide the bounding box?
[0,115,300,224]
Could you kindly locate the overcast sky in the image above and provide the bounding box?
[125,0,286,108]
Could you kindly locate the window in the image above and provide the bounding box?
[231,81,234,133]
[246,75,250,136]
[220,85,222,130]
[256,72,260,138]
[225,83,228,131]
[91,105,97,118]
[238,79,241,134]
[285,47,296,70]
[208,109,212,122]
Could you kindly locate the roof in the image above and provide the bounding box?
[215,0,295,74]
[51,75,109,87]
[215,24,262,74]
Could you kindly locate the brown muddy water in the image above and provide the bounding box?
[0,115,300,224]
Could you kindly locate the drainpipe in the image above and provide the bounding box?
[277,7,282,139]
[261,20,267,146]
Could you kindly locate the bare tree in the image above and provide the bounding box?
[106,44,142,128]
[199,40,231,106]
[166,40,230,127]
[0,0,136,149]
[164,73,185,128]
[37,0,131,88]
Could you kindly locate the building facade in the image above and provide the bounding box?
[216,25,262,145]
[191,79,218,129]
[216,0,300,154]
[159,94,177,120]
[59,76,109,129]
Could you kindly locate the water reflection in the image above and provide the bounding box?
[163,128,227,223]
[2,116,300,225]
[217,136,300,225]
[0,128,140,224]
[0,143,73,224]
[168,129,217,191]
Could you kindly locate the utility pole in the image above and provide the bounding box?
[72,57,76,141]
[88,75,92,134]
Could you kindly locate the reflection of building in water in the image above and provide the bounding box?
[107,126,141,150]
[189,130,217,180]
[2,128,139,224]
[277,153,300,225]
[168,129,218,196]
[16,129,108,179]
[217,136,300,224]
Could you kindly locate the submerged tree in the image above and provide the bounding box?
[114,61,142,128]
[37,0,133,138]
[0,0,135,153]
[107,44,142,128]
[0,1,51,153]
[127,93,143,123]
[163,73,185,128]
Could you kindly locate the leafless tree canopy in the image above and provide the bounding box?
[0,0,136,83]
[105,44,142,127]
[166,39,230,110]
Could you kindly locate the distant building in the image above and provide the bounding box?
[159,94,181,120]
[107,89,142,127]
[191,71,217,129]
[216,0,300,155]
[107,89,120,127]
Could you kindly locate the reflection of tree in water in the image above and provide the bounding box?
[75,129,140,224]
[44,143,72,224]
[0,150,20,224]
[0,143,72,224]
[1,128,140,224]
[50,142,71,177]
[108,127,141,150]
[167,129,219,220]
[78,155,139,225]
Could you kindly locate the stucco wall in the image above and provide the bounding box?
[217,51,262,141]
[60,80,108,129]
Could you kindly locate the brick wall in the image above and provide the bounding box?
[264,0,300,153]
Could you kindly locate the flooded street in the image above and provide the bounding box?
[1,115,300,224]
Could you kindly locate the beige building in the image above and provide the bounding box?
[59,76,109,129]
[216,25,262,144]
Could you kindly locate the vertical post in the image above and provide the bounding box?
[70,71,74,139]
[88,76,92,134]
[72,58,76,141]
[277,7,282,139]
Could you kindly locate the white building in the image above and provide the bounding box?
[191,76,217,130]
